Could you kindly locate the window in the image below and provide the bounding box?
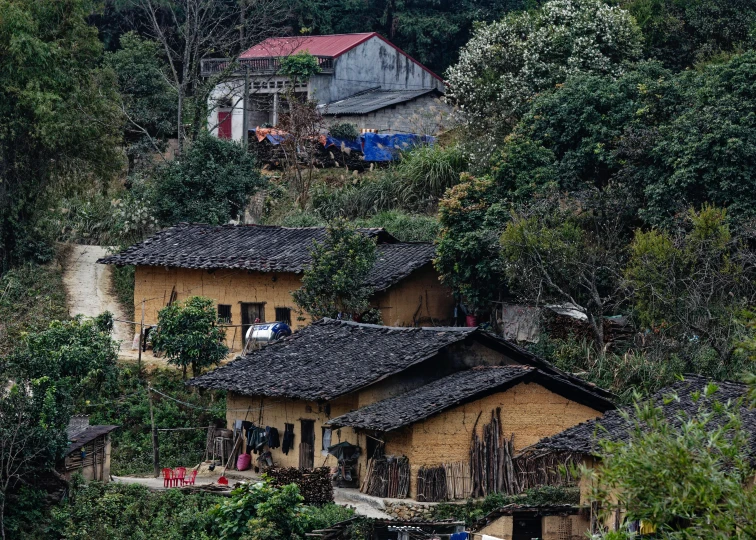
[321,427,332,456]
[218,304,232,324]
[275,307,292,325]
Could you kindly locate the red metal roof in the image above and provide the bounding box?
[240,33,375,59]
[239,32,443,81]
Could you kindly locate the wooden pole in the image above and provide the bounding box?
[149,387,160,478]
[138,298,145,375]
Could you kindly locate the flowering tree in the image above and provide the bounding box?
[445,0,641,162]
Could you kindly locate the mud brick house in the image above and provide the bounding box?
[202,33,449,139]
[189,319,615,500]
[98,224,453,349]
[473,504,590,540]
[58,415,118,483]
[523,374,756,534]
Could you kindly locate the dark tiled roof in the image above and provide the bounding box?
[97,223,435,291]
[65,425,119,455]
[327,367,533,431]
[530,375,756,458]
[327,366,614,432]
[320,88,440,116]
[188,319,477,400]
[188,319,615,408]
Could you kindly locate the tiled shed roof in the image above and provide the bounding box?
[320,88,440,116]
[327,366,613,432]
[188,319,615,406]
[65,425,119,456]
[188,319,477,400]
[97,224,436,292]
[529,374,756,459]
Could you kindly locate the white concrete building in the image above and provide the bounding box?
[202,33,448,141]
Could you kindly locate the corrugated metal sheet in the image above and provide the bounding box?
[240,33,375,58]
[319,88,438,115]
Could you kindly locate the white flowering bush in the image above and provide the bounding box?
[446,0,641,162]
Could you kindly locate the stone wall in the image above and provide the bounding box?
[322,95,452,135]
[382,500,437,521]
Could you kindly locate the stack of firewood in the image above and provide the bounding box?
[470,408,518,497]
[361,456,410,498]
[416,466,447,502]
[267,467,334,504]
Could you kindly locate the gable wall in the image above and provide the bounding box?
[401,382,603,498]
[313,36,444,104]
[372,264,455,327]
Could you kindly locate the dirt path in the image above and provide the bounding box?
[63,244,133,349]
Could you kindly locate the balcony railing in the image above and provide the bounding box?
[201,56,334,77]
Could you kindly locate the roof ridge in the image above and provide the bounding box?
[319,318,476,333]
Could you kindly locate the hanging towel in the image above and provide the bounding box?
[282,423,295,455]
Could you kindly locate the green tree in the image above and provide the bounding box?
[6,313,120,403]
[291,221,379,321]
[278,51,321,84]
[445,0,642,161]
[620,0,756,70]
[152,296,228,379]
[434,174,509,314]
[589,382,756,538]
[105,31,177,171]
[626,205,756,364]
[499,193,629,350]
[0,0,123,269]
[151,133,266,226]
[0,377,71,540]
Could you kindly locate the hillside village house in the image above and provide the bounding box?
[518,374,756,537]
[98,224,454,349]
[201,33,449,140]
[189,319,615,501]
[58,415,118,483]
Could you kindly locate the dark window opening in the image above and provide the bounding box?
[513,517,542,540]
[275,307,292,325]
[218,304,232,323]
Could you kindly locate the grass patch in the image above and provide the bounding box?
[0,255,69,357]
[111,264,135,318]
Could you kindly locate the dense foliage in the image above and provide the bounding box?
[589,382,756,538]
[152,296,229,379]
[0,0,122,270]
[50,480,352,540]
[151,134,265,226]
[291,221,379,322]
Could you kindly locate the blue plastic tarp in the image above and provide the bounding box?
[323,135,362,152]
[360,133,435,161]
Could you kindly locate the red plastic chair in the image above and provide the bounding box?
[161,468,173,488]
[174,467,186,487]
[184,469,198,486]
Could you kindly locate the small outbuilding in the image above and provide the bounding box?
[58,415,118,482]
[473,504,590,540]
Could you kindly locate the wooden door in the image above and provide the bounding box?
[298,419,315,469]
[218,111,232,139]
[241,302,265,341]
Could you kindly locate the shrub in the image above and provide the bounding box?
[328,122,359,141]
[355,211,439,243]
[395,144,468,200]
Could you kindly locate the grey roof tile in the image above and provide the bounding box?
[97,223,436,291]
[320,88,439,116]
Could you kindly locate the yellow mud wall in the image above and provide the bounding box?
[543,515,591,540]
[478,516,513,538]
[226,392,376,472]
[402,382,603,498]
[372,264,455,327]
[134,266,310,350]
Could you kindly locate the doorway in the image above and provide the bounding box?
[512,517,542,540]
[299,420,315,469]
[241,302,265,341]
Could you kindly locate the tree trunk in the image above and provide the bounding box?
[177,90,184,152]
